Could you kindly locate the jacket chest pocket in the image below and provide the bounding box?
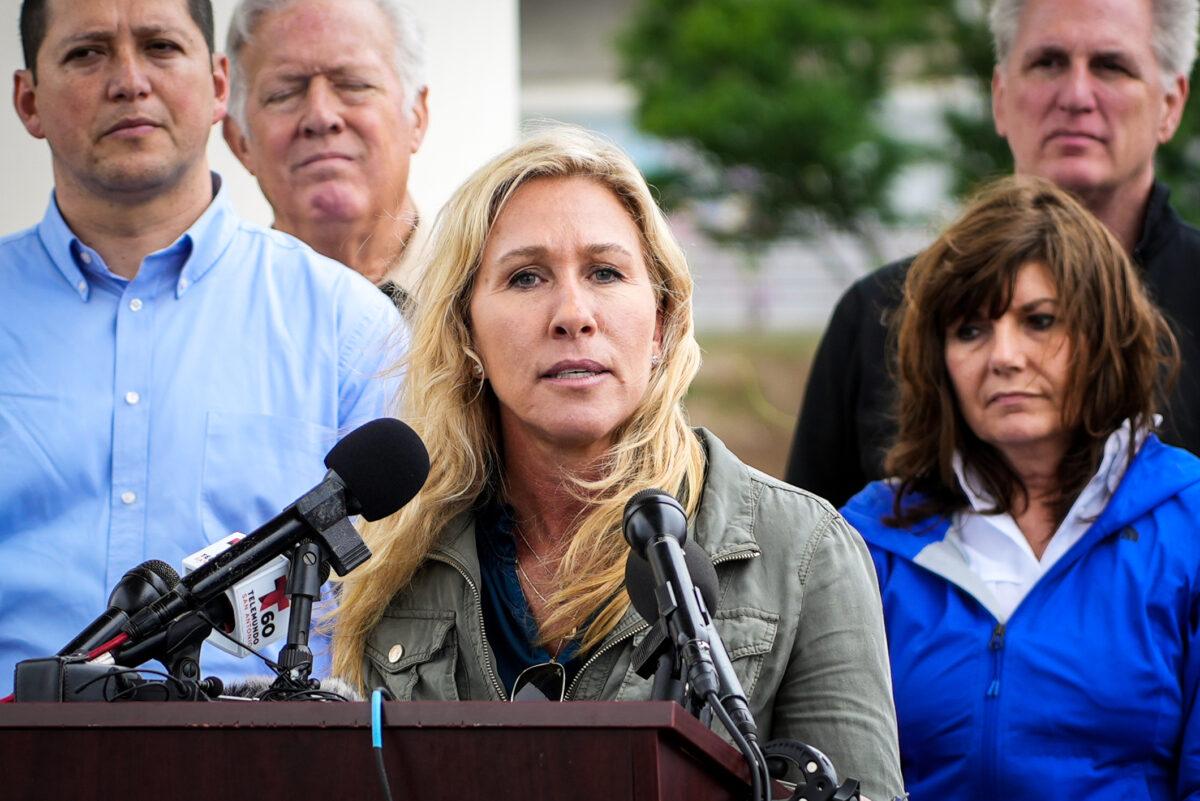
[618,609,779,701]
[712,607,779,699]
[365,609,460,701]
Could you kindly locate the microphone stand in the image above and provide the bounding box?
[273,539,328,688]
[631,620,685,704]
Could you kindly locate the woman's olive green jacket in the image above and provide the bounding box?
[362,429,904,800]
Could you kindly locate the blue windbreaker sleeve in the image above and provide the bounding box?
[1180,585,1200,800]
[840,486,893,590]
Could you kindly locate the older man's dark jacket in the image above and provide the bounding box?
[785,182,1200,508]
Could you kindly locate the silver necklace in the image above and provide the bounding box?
[512,521,552,601]
[514,553,568,659]
[513,522,553,565]
[514,554,550,604]
[512,522,573,657]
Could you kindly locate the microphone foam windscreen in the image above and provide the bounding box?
[219,676,276,699]
[624,540,720,625]
[325,418,431,521]
[318,676,364,701]
[136,559,181,588]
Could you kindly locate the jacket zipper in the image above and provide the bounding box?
[711,547,759,568]
[564,546,761,700]
[982,622,1006,800]
[428,552,507,701]
[986,623,1005,697]
[565,620,649,699]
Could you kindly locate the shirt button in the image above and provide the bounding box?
[76,281,86,293]
[80,252,92,265]
[178,278,190,291]
[388,644,405,663]
[120,491,137,505]
[125,391,140,405]
[129,298,143,312]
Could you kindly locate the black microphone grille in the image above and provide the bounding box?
[622,488,687,555]
[324,418,431,522]
[134,559,181,588]
[624,488,682,516]
[624,540,719,625]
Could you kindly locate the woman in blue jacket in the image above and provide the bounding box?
[841,176,1200,800]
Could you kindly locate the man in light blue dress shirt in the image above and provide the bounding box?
[0,0,404,694]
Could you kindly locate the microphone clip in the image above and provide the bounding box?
[631,620,692,711]
[292,475,369,576]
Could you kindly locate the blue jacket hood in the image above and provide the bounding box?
[842,434,1200,559]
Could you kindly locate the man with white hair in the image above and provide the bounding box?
[786,0,1200,508]
[223,0,429,309]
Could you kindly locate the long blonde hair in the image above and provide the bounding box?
[332,126,706,688]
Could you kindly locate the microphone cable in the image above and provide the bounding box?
[86,632,129,660]
[74,666,192,702]
[197,609,287,674]
[371,687,397,801]
[704,690,769,801]
[196,610,355,701]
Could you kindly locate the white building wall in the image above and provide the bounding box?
[0,0,519,232]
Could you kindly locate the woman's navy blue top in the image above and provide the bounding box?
[474,500,581,697]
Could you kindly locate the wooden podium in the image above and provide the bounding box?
[0,701,764,800]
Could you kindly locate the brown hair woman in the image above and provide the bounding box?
[841,175,1200,801]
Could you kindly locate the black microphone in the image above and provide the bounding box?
[58,560,180,655]
[625,539,719,622]
[122,418,430,645]
[623,489,760,744]
[625,539,720,704]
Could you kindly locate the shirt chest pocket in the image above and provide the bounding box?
[712,607,779,699]
[0,393,81,525]
[366,609,461,701]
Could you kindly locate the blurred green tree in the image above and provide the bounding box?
[930,3,1200,222]
[618,0,935,264]
[622,0,1200,239]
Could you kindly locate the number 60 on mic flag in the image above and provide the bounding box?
[182,533,292,658]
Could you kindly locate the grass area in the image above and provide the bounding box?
[686,331,823,479]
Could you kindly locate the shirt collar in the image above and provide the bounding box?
[36,173,239,302]
[1132,180,1175,265]
[952,418,1151,519]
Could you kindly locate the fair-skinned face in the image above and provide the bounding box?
[11,0,228,201]
[944,262,1074,473]
[223,0,428,231]
[991,0,1187,202]
[469,176,664,463]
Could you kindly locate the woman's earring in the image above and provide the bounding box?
[650,353,662,368]
[472,361,485,380]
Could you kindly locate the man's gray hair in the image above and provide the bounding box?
[989,0,1199,86]
[226,0,427,131]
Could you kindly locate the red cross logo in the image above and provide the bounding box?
[260,576,290,612]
